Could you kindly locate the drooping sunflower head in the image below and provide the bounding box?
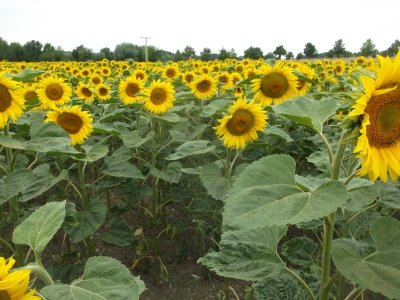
[347,50,400,182]
[0,72,26,128]
[213,97,268,149]
[143,80,175,114]
[36,76,72,108]
[118,76,144,105]
[250,62,298,106]
[189,74,218,100]
[45,105,93,146]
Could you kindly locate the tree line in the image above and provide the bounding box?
[0,37,399,62]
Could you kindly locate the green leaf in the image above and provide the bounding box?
[344,182,379,211]
[0,134,24,149]
[80,144,109,162]
[263,125,293,142]
[150,162,182,183]
[13,201,66,253]
[30,121,68,139]
[199,163,232,201]
[63,200,106,243]
[348,210,380,239]
[187,197,223,217]
[92,123,120,135]
[122,130,155,149]
[19,164,68,202]
[268,97,341,133]
[152,111,180,123]
[224,155,348,230]
[332,217,400,299]
[199,100,229,117]
[165,140,216,160]
[198,225,286,281]
[376,180,400,209]
[102,146,144,179]
[99,218,137,247]
[99,108,125,122]
[281,237,318,267]
[0,169,33,205]
[41,256,145,300]
[24,137,86,158]
[8,68,45,83]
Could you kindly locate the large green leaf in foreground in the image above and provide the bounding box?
[223,155,348,230]
[41,256,145,300]
[198,225,286,281]
[332,217,400,299]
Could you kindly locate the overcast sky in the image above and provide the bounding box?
[1,0,398,57]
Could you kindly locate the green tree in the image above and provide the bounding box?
[265,52,275,59]
[387,39,400,57]
[71,45,94,61]
[9,42,24,61]
[217,47,230,60]
[303,42,318,58]
[23,40,42,62]
[54,46,65,61]
[229,48,238,59]
[146,45,163,62]
[360,38,377,57]
[273,45,287,59]
[183,45,195,60]
[332,39,346,58]
[285,51,294,60]
[114,43,139,61]
[0,37,10,60]
[199,47,212,61]
[100,47,113,60]
[243,46,264,59]
[174,50,184,62]
[40,43,56,61]
[296,53,304,60]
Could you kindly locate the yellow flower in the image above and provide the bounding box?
[296,64,315,96]
[213,97,267,149]
[348,50,400,182]
[250,62,298,106]
[189,74,217,100]
[181,71,196,86]
[95,83,112,101]
[89,74,103,86]
[36,76,72,108]
[162,65,180,80]
[75,83,95,102]
[144,80,175,114]
[0,257,40,300]
[216,71,234,89]
[132,70,148,82]
[118,76,144,104]
[45,105,93,146]
[0,72,25,129]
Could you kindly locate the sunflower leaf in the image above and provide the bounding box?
[0,169,34,205]
[165,140,216,160]
[41,256,145,300]
[223,154,348,231]
[13,201,66,253]
[332,217,400,299]
[267,96,341,133]
[150,162,182,184]
[199,162,233,201]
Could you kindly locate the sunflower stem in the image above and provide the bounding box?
[24,265,54,286]
[78,159,92,258]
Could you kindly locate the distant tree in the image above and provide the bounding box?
[95,52,106,61]
[174,50,184,61]
[40,43,56,61]
[285,51,294,60]
[183,45,195,60]
[54,46,65,61]
[387,39,400,57]
[243,46,264,59]
[71,45,94,61]
[332,39,346,58]
[200,47,212,61]
[229,48,238,59]
[114,43,138,61]
[303,42,318,58]
[146,45,164,62]
[23,40,42,62]
[9,42,24,61]
[217,47,230,60]
[100,47,113,60]
[326,49,335,58]
[0,37,10,60]
[296,53,304,60]
[273,45,287,59]
[360,38,377,57]
[265,52,275,59]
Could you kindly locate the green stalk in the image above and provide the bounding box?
[24,265,54,286]
[223,147,232,300]
[78,160,92,258]
[151,135,159,285]
[285,267,316,300]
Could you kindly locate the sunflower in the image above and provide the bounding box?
[36,76,72,108]
[181,71,196,86]
[19,84,38,103]
[89,74,103,86]
[216,71,234,89]
[132,70,148,82]
[95,83,112,101]
[0,257,40,300]
[348,50,400,182]
[162,65,180,80]
[296,64,315,96]
[144,80,175,114]
[118,76,144,104]
[213,97,267,149]
[0,72,25,129]
[45,105,93,146]
[75,83,95,102]
[250,62,298,106]
[189,74,217,100]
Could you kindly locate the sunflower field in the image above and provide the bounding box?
[0,53,400,300]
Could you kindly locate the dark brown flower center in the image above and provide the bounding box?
[82,87,92,97]
[260,72,289,98]
[126,83,139,97]
[150,88,167,105]
[226,109,255,136]
[0,83,12,112]
[99,87,108,96]
[25,91,38,101]
[166,69,176,78]
[197,80,211,92]
[46,84,63,101]
[0,290,11,300]
[365,84,400,148]
[57,112,83,134]
[92,77,101,85]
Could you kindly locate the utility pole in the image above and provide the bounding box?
[141,37,152,62]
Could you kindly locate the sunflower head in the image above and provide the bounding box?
[37,76,72,108]
[0,72,25,128]
[189,74,217,100]
[144,80,175,114]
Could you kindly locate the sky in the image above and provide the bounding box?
[1,0,398,57]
